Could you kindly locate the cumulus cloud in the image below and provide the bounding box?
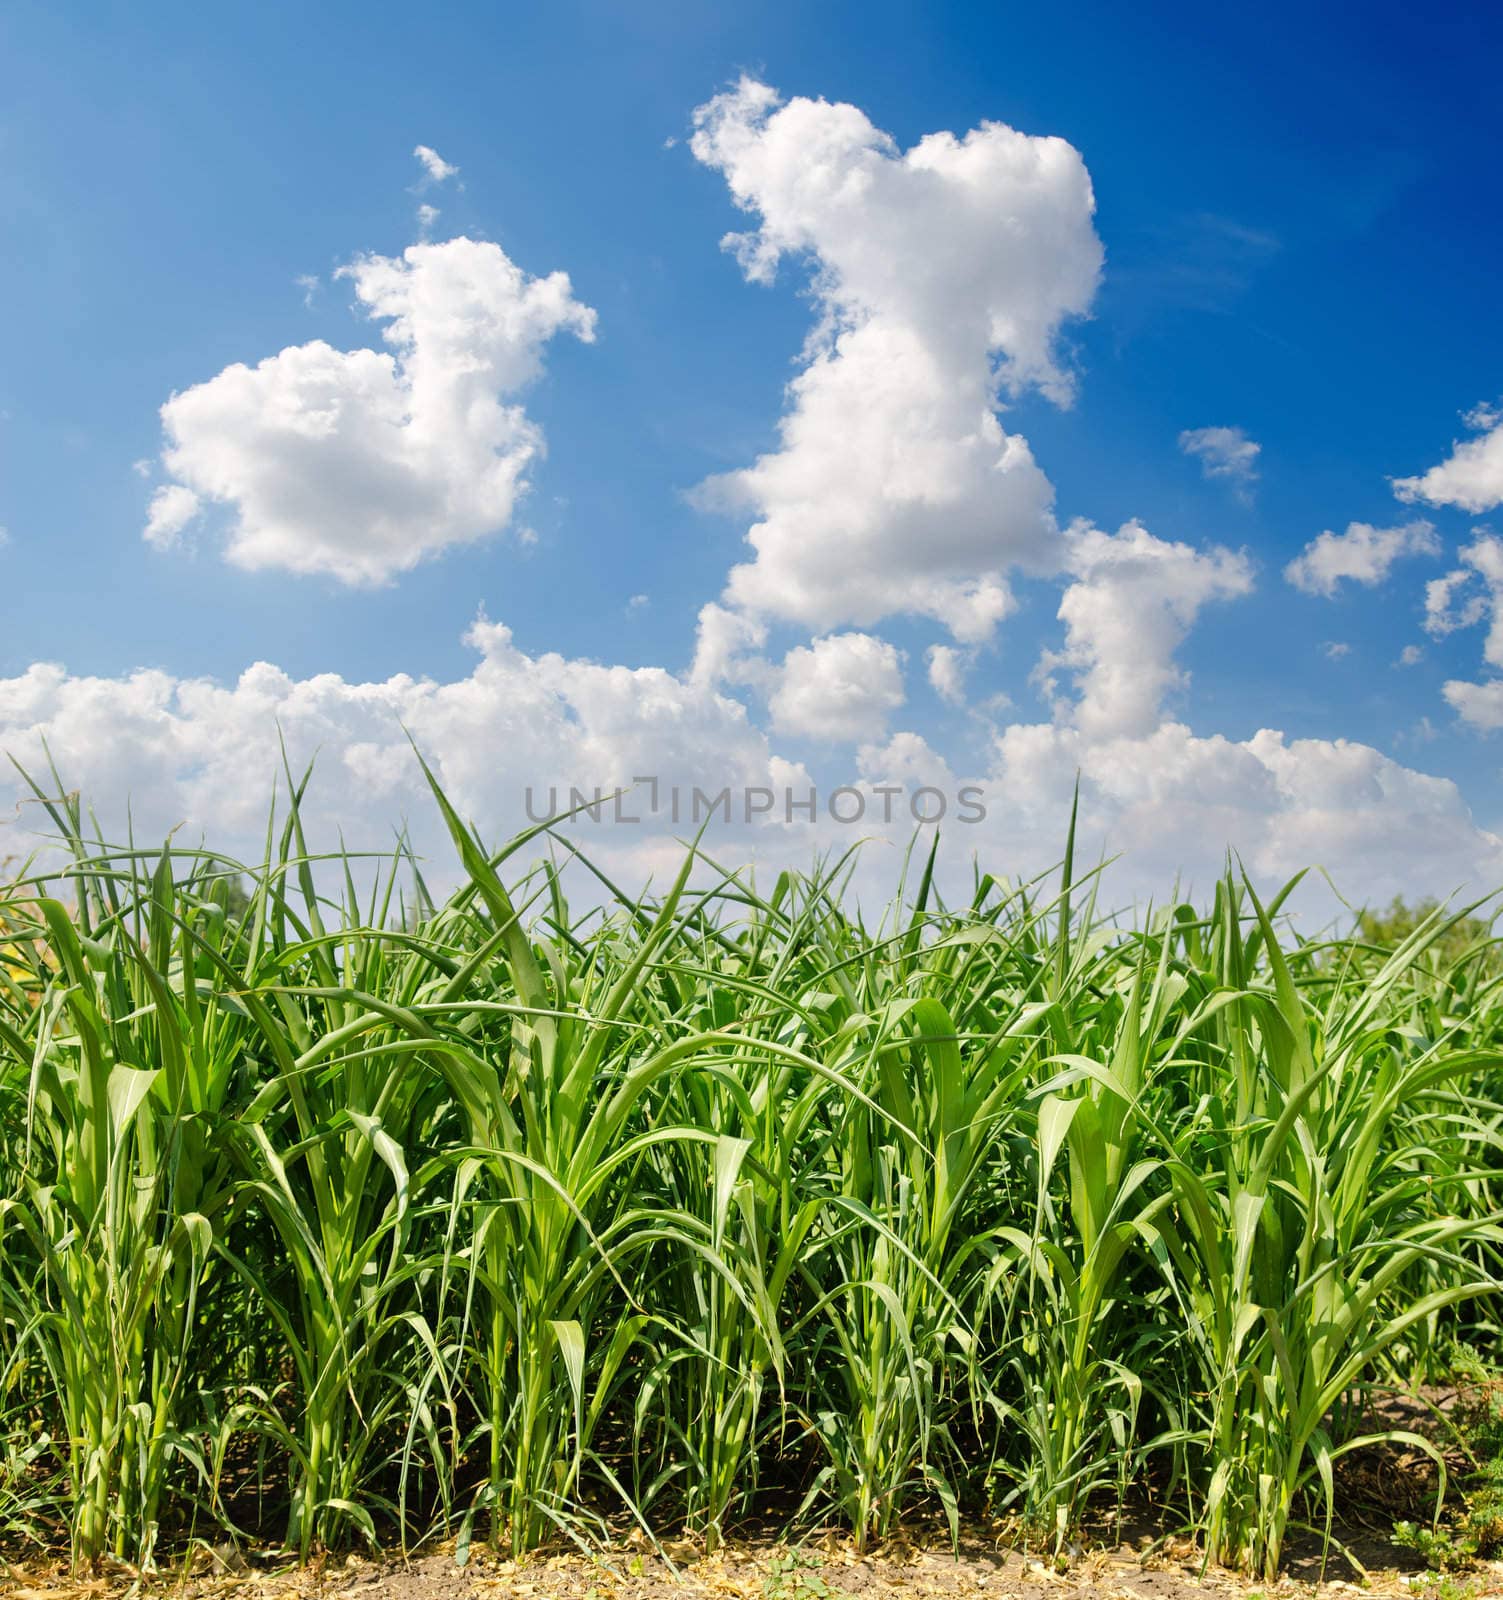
[1284,518,1439,597]
[6,573,1503,914]
[1442,680,1503,730]
[143,484,202,550]
[1323,641,1351,660]
[0,619,805,881]
[413,145,459,184]
[974,717,1503,907]
[411,147,457,231]
[1424,536,1503,654]
[7,618,1501,917]
[926,644,969,705]
[1394,402,1503,513]
[688,76,1102,641]
[1427,534,1503,729]
[145,238,596,584]
[1398,644,1424,666]
[900,538,1503,902]
[1426,567,1488,639]
[1034,521,1253,741]
[769,632,905,742]
[1179,425,1260,495]
[689,601,771,689]
[11,83,1503,916]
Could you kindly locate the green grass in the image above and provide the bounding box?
[1,757,1501,1580]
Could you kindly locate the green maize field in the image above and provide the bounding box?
[1,757,1500,1583]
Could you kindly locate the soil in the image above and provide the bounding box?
[4,1526,1502,1600]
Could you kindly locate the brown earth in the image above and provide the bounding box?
[4,1528,1502,1600]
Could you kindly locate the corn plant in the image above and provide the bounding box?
[0,788,235,1568]
[1152,877,1503,1577]
[0,757,1498,1577]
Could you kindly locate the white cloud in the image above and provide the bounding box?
[4,599,1503,915]
[1398,644,1424,666]
[146,238,596,584]
[971,718,1503,907]
[1034,520,1253,741]
[1398,715,1439,746]
[689,76,1103,641]
[926,644,969,705]
[1323,641,1351,660]
[855,714,1465,912]
[1425,565,1488,638]
[1423,536,1503,659]
[856,729,957,789]
[769,632,905,743]
[10,84,1503,919]
[413,145,459,185]
[690,601,770,689]
[1394,401,1503,513]
[1284,518,1439,597]
[1179,425,1260,494]
[1428,534,1503,729]
[143,484,202,550]
[0,619,804,882]
[416,203,440,233]
[1443,679,1503,730]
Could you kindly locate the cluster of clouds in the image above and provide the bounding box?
[1274,437,1503,738]
[412,143,459,234]
[8,529,1497,911]
[7,92,1503,913]
[1420,534,1503,729]
[0,620,802,888]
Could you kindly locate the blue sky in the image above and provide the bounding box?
[3,0,1502,905]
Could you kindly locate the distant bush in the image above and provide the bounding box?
[1356,895,1501,973]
